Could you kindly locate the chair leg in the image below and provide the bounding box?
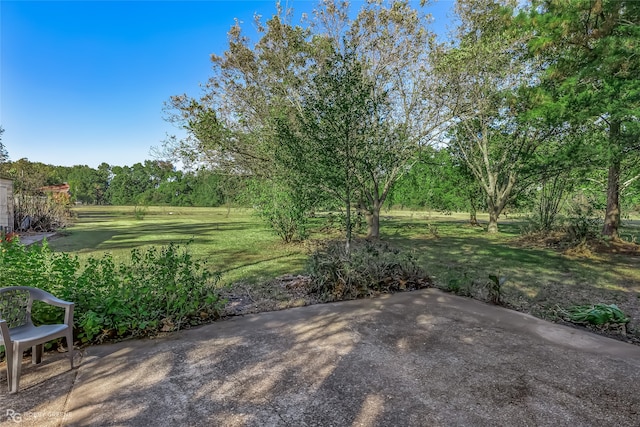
[66,330,74,369]
[32,344,43,365]
[5,346,13,393]
[10,343,22,394]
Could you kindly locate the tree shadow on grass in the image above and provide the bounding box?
[50,221,264,252]
[389,232,640,340]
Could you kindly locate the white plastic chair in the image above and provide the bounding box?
[0,286,74,393]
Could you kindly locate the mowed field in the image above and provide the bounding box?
[50,206,640,341]
[49,206,308,286]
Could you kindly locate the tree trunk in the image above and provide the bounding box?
[487,209,499,233]
[602,121,621,240]
[469,210,478,226]
[469,196,478,226]
[602,163,620,239]
[365,207,380,239]
[345,195,352,254]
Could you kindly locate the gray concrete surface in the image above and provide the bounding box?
[2,288,640,426]
[16,233,56,246]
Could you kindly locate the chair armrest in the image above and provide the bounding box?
[29,288,75,326]
[41,297,74,327]
[64,303,75,327]
[35,293,73,309]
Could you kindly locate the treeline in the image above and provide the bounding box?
[4,145,638,221]
[0,158,240,207]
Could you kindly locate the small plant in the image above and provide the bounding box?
[0,231,18,243]
[250,185,310,243]
[446,273,472,297]
[426,223,439,238]
[443,272,506,304]
[133,205,148,220]
[487,274,507,305]
[564,304,629,326]
[563,201,603,242]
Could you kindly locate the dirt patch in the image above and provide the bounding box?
[514,231,640,257]
[220,275,321,317]
[591,239,640,256]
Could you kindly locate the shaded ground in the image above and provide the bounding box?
[506,232,640,343]
[2,289,640,426]
[220,275,320,317]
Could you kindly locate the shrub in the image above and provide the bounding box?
[0,238,224,348]
[562,198,604,242]
[13,191,72,232]
[249,182,311,243]
[133,205,148,220]
[307,239,432,302]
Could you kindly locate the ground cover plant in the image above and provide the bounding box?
[563,304,629,327]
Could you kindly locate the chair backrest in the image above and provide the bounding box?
[0,287,34,329]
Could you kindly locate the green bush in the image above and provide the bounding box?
[246,179,311,243]
[307,239,432,302]
[0,237,225,347]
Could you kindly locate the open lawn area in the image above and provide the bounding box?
[49,206,640,343]
[49,206,308,286]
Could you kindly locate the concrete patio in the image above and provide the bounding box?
[2,288,639,426]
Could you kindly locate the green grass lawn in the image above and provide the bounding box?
[49,206,640,341]
[49,206,308,286]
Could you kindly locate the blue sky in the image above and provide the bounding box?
[1,0,455,168]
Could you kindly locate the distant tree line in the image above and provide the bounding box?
[1,145,638,227]
[0,158,241,208]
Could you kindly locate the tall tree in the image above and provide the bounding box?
[437,0,554,233]
[67,165,110,205]
[276,49,396,248]
[165,0,442,239]
[0,159,61,193]
[163,5,320,240]
[528,0,640,239]
[332,0,443,237]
